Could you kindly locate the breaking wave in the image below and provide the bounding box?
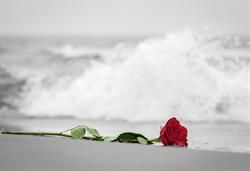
[2,31,250,122]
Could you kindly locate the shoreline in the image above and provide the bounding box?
[1,134,249,171]
[1,117,249,154]
[0,133,248,155]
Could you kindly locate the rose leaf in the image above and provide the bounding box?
[70,126,86,139]
[117,132,148,143]
[137,137,148,145]
[85,127,101,138]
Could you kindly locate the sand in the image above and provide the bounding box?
[0,134,249,171]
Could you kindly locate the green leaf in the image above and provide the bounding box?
[70,126,86,139]
[85,127,101,138]
[117,132,148,143]
[103,136,118,142]
[137,137,148,145]
[70,124,101,138]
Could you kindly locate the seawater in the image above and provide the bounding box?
[0,31,249,123]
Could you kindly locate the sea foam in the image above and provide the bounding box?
[4,31,249,122]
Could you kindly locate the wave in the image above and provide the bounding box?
[0,67,25,109]
[7,31,250,123]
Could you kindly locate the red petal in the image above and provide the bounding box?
[160,126,169,145]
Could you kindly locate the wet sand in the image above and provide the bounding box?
[0,134,249,171]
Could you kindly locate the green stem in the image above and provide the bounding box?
[1,131,72,138]
[1,131,97,140]
[148,137,161,143]
[1,131,161,144]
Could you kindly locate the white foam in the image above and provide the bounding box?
[17,31,250,123]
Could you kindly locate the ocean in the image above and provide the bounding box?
[0,31,249,153]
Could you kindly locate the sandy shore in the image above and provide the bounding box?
[1,117,250,153]
[0,135,249,171]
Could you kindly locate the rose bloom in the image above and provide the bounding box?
[160,117,188,147]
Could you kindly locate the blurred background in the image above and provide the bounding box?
[0,0,249,153]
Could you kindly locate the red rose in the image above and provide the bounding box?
[160,117,188,146]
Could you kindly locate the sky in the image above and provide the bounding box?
[0,0,249,36]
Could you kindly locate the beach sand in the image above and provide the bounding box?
[1,117,250,153]
[0,134,249,171]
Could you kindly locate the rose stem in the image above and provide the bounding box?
[0,131,94,140]
[148,137,160,143]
